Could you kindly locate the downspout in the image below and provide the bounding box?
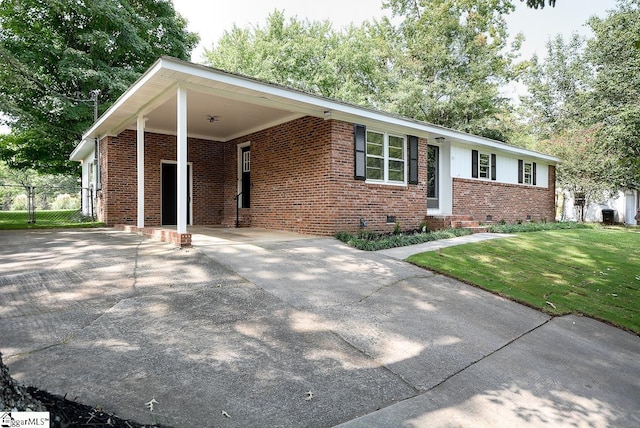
[94,138,100,191]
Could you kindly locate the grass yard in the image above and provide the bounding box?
[0,210,103,229]
[407,227,640,334]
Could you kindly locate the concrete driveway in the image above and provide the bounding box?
[1,228,639,427]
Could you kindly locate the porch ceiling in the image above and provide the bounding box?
[143,90,302,142]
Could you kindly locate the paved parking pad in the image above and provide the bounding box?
[1,229,639,427]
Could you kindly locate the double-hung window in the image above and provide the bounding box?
[523,162,532,184]
[518,159,536,186]
[366,130,406,184]
[479,153,491,179]
[518,159,537,185]
[471,150,496,181]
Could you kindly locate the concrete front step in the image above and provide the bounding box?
[425,215,489,234]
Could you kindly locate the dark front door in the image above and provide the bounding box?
[241,146,250,208]
[162,163,191,225]
[427,145,439,209]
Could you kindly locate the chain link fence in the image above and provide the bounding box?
[0,183,96,227]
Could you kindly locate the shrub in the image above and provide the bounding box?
[487,221,593,234]
[11,194,28,211]
[51,193,80,210]
[335,228,473,251]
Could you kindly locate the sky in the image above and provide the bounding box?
[172,0,619,62]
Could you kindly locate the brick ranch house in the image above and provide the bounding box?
[70,57,559,246]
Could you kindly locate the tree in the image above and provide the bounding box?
[535,127,624,209]
[204,11,393,107]
[0,0,199,174]
[382,0,519,140]
[519,2,637,203]
[522,0,556,8]
[520,34,593,139]
[586,0,640,188]
[205,1,521,141]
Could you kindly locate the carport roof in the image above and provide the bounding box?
[70,56,559,163]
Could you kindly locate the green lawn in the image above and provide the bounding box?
[407,227,640,334]
[0,210,103,229]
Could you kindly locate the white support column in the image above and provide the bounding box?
[137,115,146,228]
[176,87,188,234]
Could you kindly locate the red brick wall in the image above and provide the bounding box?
[224,117,428,235]
[224,116,335,233]
[97,130,228,226]
[452,165,556,223]
[325,120,429,234]
[103,116,566,234]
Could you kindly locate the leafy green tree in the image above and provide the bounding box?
[535,126,623,207]
[204,11,392,107]
[205,1,520,141]
[0,0,199,174]
[520,34,593,139]
[520,2,638,202]
[382,0,518,139]
[522,0,556,8]
[586,0,640,188]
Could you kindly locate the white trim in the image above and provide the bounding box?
[137,115,146,228]
[478,151,492,180]
[71,57,559,165]
[176,87,188,233]
[364,130,407,186]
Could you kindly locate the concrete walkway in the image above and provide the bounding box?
[377,232,516,259]
[1,228,639,427]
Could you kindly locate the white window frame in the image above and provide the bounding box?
[365,130,407,185]
[478,152,491,179]
[523,161,533,185]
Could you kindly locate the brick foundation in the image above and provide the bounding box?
[115,224,192,247]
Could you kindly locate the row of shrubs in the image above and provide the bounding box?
[335,221,595,251]
[486,221,594,234]
[335,228,474,251]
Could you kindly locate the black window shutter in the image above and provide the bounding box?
[533,162,537,185]
[354,124,366,180]
[518,159,523,183]
[408,135,418,185]
[491,153,497,181]
[471,150,479,178]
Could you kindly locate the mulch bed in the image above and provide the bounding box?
[27,387,172,428]
[2,351,171,428]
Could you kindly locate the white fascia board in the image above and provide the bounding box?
[160,59,559,164]
[80,58,166,141]
[70,138,93,161]
[72,56,559,165]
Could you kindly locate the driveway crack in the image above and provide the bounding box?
[422,316,553,394]
[356,275,433,304]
